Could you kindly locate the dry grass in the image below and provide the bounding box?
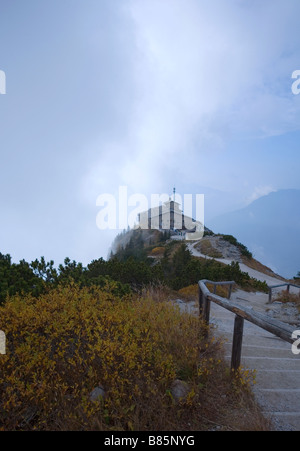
[0,283,271,431]
[177,284,198,301]
[275,290,300,313]
[140,282,177,303]
[206,283,232,299]
[177,283,231,301]
[241,256,286,280]
[195,240,223,259]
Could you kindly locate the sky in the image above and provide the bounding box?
[0,0,300,266]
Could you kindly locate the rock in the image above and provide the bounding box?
[170,379,189,402]
[89,386,106,403]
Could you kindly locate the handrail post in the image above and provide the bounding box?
[231,315,244,372]
[268,287,272,304]
[198,283,203,317]
[203,295,211,325]
[268,282,300,304]
[203,294,210,338]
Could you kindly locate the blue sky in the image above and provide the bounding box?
[0,0,300,266]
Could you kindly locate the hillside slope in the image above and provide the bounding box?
[189,235,286,285]
[113,228,300,430]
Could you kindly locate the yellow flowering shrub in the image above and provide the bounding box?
[150,247,165,256]
[0,282,266,431]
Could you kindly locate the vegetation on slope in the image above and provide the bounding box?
[0,283,270,431]
[0,229,268,306]
[110,229,268,293]
[0,229,273,430]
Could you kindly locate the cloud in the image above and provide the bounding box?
[79,0,300,259]
[81,0,300,196]
[246,186,277,204]
[2,0,300,265]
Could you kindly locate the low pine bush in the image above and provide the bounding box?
[0,282,269,431]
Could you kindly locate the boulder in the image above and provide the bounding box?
[170,379,189,402]
[89,386,106,403]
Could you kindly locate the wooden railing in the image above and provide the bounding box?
[268,283,300,304]
[198,279,295,371]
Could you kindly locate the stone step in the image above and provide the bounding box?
[223,343,296,359]
[244,356,300,371]
[224,355,300,371]
[254,370,300,389]
[215,332,292,351]
[253,388,300,413]
[187,294,300,429]
[262,412,300,431]
[214,325,294,348]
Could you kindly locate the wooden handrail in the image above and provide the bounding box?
[198,279,295,371]
[268,282,300,304]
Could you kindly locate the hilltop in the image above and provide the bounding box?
[110,227,278,293]
[110,227,300,325]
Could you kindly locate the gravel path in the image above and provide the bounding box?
[187,240,285,286]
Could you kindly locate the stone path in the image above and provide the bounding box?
[186,241,286,287]
[180,241,300,430]
[210,296,300,431]
[179,295,300,431]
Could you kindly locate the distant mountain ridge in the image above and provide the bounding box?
[208,189,300,278]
